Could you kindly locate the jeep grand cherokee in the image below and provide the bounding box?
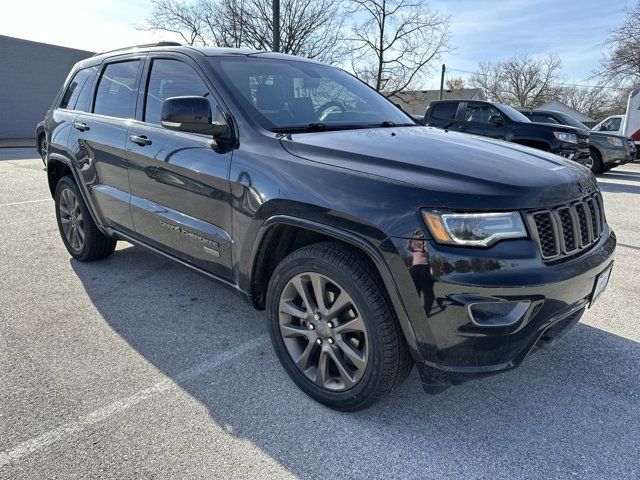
[42,43,615,411]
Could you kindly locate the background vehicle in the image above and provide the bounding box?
[35,119,47,163]
[592,90,640,157]
[520,109,635,173]
[423,100,592,166]
[42,44,615,411]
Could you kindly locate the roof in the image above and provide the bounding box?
[536,100,594,122]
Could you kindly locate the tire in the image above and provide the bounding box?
[266,241,413,411]
[54,176,116,261]
[38,134,47,163]
[590,148,603,174]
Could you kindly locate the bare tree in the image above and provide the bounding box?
[445,76,465,91]
[471,54,562,107]
[348,0,452,97]
[594,1,640,89]
[140,0,346,63]
[557,85,612,119]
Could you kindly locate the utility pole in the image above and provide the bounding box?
[439,64,446,100]
[273,0,280,52]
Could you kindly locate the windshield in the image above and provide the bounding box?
[555,112,588,129]
[207,56,415,131]
[498,104,531,123]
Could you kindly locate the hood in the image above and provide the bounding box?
[527,122,590,137]
[279,126,597,210]
[589,131,630,141]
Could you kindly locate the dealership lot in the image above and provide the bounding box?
[0,148,638,479]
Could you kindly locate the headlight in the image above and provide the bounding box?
[553,131,578,144]
[422,211,527,247]
[606,136,624,147]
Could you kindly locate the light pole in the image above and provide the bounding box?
[273,0,280,52]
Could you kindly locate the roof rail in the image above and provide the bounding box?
[92,41,181,57]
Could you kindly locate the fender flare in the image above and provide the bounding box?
[250,215,419,353]
[47,153,110,236]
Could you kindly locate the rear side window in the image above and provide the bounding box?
[59,67,95,110]
[93,61,140,119]
[429,103,458,120]
[144,59,215,125]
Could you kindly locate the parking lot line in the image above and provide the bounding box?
[0,334,269,467]
[0,198,51,208]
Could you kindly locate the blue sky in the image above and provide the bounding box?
[2,0,635,87]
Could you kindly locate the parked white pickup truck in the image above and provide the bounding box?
[593,89,640,157]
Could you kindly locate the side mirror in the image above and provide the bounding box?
[488,114,504,126]
[161,96,228,137]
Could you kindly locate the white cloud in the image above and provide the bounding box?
[1,0,183,52]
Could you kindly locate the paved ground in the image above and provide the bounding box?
[0,148,638,479]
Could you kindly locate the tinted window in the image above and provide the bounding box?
[464,104,502,123]
[208,57,414,130]
[531,113,559,124]
[74,66,99,112]
[60,67,94,110]
[93,61,140,119]
[430,103,457,120]
[145,59,215,124]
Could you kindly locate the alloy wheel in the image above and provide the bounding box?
[59,188,85,252]
[278,272,368,391]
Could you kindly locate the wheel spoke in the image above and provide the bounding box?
[280,322,314,339]
[292,275,316,313]
[75,212,83,223]
[59,204,70,216]
[333,315,365,334]
[336,339,366,370]
[295,341,316,371]
[280,299,308,319]
[314,348,329,387]
[76,225,85,241]
[310,273,327,312]
[60,216,71,224]
[327,347,356,388]
[327,291,352,319]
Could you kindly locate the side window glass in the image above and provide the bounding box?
[94,61,140,119]
[465,104,501,124]
[74,66,99,112]
[145,59,215,125]
[430,103,457,120]
[532,114,556,124]
[60,68,92,110]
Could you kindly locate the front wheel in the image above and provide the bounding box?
[266,242,413,411]
[590,148,603,174]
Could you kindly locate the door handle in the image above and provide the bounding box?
[457,125,468,131]
[73,122,89,132]
[129,134,152,146]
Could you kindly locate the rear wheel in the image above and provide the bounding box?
[38,135,47,162]
[54,176,116,261]
[266,242,413,411]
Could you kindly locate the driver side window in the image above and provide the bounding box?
[144,59,216,125]
[600,117,621,132]
[464,104,501,124]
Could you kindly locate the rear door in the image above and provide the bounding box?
[126,54,233,279]
[424,102,459,128]
[67,56,144,233]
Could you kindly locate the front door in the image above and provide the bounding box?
[460,102,507,139]
[126,55,233,279]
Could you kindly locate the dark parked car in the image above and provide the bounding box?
[41,43,615,410]
[519,109,636,173]
[423,100,592,167]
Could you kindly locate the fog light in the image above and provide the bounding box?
[467,300,531,327]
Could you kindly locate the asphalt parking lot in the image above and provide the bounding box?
[0,148,638,479]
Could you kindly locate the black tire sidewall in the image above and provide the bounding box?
[267,252,388,410]
[54,177,94,261]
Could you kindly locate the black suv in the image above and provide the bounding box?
[423,100,592,167]
[519,109,636,173]
[42,43,615,410]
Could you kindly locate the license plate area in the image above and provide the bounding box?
[590,263,613,307]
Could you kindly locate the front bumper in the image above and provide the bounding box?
[390,226,616,391]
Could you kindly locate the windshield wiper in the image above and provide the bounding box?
[379,120,396,127]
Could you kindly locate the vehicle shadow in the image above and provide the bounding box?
[599,171,640,182]
[71,244,640,479]
[597,180,640,194]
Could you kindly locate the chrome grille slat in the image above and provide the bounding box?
[527,192,606,262]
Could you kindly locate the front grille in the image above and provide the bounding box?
[527,192,606,262]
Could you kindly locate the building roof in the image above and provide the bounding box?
[536,100,594,122]
[389,88,485,103]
